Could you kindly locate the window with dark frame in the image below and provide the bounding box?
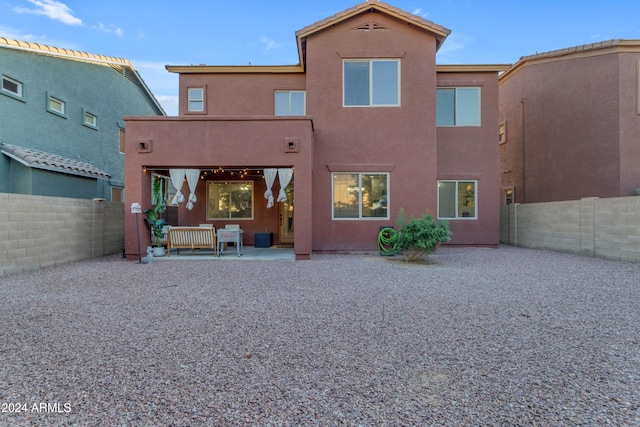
[2,75,22,97]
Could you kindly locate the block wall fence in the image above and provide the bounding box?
[501,196,640,262]
[0,193,124,276]
[3,194,638,275]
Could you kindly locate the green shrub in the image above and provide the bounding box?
[396,209,452,262]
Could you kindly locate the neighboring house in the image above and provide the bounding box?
[124,1,508,260]
[0,38,165,201]
[499,39,640,204]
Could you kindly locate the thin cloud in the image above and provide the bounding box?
[412,8,429,19]
[93,23,124,37]
[0,25,40,41]
[436,33,474,63]
[13,0,82,26]
[260,36,282,52]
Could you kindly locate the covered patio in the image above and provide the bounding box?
[124,116,314,261]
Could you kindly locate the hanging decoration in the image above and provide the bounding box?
[185,169,200,210]
[277,168,293,202]
[263,168,277,209]
[169,169,186,205]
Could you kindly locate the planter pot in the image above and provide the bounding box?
[153,247,166,257]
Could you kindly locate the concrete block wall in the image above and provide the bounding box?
[501,196,640,262]
[0,193,124,276]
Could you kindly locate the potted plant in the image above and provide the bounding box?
[145,203,167,256]
[395,209,452,262]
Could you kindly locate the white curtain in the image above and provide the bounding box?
[277,168,293,202]
[185,169,200,210]
[263,168,277,209]
[169,169,186,205]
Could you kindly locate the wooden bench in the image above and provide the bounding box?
[167,226,217,256]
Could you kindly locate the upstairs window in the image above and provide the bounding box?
[438,180,477,219]
[187,87,204,112]
[83,111,97,129]
[343,59,400,107]
[47,94,66,117]
[436,87,480,126]
[2,75,23,98]
[275,90,306,116]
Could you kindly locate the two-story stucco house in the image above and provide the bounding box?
[124,1,509,260]
[0,38,165,200]
[499,39,640,204]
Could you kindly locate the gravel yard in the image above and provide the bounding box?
[1,246,639,426]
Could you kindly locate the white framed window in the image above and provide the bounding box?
[333,173,389,219]
[436,87,480,126]
[187,87,204,112]
[343,59,400,107]
[47,94,66,117]
[83,110,97,129]
[207,181,254,220]
[275,90,306,116]
[2,75,23,98]
[438,180,478,219]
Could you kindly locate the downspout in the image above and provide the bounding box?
[520,98,526,204]
[514,203,518,247]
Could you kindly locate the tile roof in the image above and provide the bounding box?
[519,39,640,62]
[500,39,640,82]
[0,37,166,115]
[1,143,111,179]
[295,1,451,40]
[0,37,132,67]
[168,1,451,74]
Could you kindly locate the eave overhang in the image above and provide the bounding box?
[167,1,451,74]
[1,143,111,180]
[166,65,305,74]
[437,64,512,73]
[500,39,640,83]
[0,37,166,115]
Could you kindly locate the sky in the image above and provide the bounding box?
[2,0,640,116]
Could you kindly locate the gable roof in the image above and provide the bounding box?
[167,1,451,74]
[295,1,451,66]
[0,37,165,115]
[1,143,111,179]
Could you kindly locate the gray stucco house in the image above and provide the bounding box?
[0,38,164,200]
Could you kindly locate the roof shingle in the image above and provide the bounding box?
[1,143,111,179]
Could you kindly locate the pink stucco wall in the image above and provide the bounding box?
[123,116,314,260]
[500,45,640,203]
[437,72,501,246]
[123,6,503,258]
[304,11,441,251]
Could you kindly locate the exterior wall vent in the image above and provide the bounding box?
[284,138,299,153]
[136,140,152,153]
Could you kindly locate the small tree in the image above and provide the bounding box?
[396,209,452,262]
[144,203,166,247]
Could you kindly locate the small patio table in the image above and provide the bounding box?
[217,229,243,256]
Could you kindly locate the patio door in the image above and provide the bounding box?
[279,185,294,244]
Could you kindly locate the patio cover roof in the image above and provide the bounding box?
[1,143,111,179]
